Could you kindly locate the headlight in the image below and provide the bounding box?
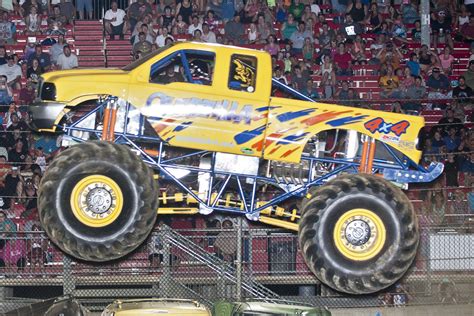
[41,82,56,101]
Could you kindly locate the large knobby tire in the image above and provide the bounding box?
[38,141,158,262]
[298,174,418,294]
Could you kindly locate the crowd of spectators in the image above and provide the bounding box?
[0,0,472,275]
[84,0,472,108]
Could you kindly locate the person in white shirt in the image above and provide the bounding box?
[0,55,21,90]
[155,27,173,47]
[188,15,202,35]
[56,45,78,70]
[104,1,128,40]
[201,23,216,43]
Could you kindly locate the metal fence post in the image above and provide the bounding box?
[236,217,243,301]
[248,228,253,279]
[161,226,172,297]
[62,255,74,295]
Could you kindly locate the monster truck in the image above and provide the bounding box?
[28,42,443,295]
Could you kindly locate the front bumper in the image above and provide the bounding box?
[28,101,66,131]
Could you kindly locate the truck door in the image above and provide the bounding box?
[133,48,270,158]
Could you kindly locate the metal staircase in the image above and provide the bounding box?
[163,226,280,300]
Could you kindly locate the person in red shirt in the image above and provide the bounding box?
[333,42,353,76]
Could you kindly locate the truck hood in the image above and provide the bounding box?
[41,68,130,82]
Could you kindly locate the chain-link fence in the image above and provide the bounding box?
[1,212,473,312]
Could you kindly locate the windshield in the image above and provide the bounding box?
[122,43,176,71]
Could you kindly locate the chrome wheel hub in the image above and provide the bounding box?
[344,219,371,246]
[82,185,114,215]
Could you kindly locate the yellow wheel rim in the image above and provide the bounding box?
[70,175,123,228]
[333,208,386,261]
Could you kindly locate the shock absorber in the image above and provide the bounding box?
[101,98,118,141]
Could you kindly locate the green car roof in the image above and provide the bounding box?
[213,300,331,316]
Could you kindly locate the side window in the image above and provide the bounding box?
[185,51,215,85]
[150,51,215,86]
[150,53,185,84]
[228,55,257,93]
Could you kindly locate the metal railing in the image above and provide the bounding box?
[0,223,473,309]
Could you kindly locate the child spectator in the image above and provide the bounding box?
[411,20,422,42]
[26,58,43,83]
[406,52,421,76]
[438,47,455,75]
